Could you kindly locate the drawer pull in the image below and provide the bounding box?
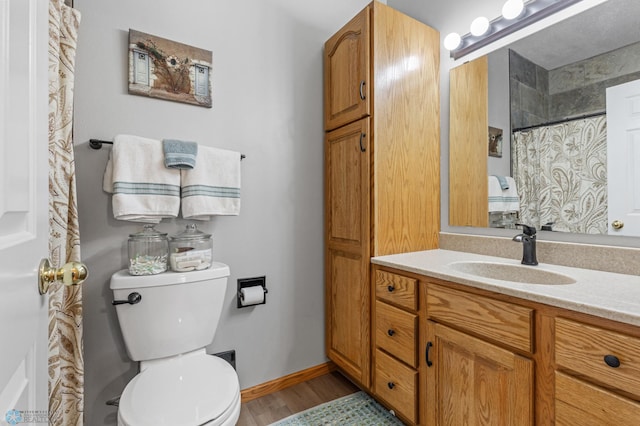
[387,285,395,292]
[387,329,395,337]
[604,354,621,368]
[387,382,395,390]
[426,341,433,367]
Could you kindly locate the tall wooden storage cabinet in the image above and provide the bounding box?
[449,56,489,227]
[323,1,440,389]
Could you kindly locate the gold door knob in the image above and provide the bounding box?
[38,259,88,295]
[612,220,624,230]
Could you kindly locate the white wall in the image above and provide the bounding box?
[73,1,371,424]
[488,48,511,177]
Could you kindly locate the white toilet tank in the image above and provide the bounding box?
[110,262,230,361]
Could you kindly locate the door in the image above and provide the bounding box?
[607,79,640,236]
[325,118,370,388]
[0,0,50,422]
[425,321,533,425]
[323,5,370,132]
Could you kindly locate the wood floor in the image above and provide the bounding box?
[237,371,360,426]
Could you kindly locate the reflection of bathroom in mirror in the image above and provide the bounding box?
[450,0,640,237]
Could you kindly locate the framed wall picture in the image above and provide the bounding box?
[488,126,503,157]
[128,30,213,108]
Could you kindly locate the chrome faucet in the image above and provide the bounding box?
[513,224,538,266]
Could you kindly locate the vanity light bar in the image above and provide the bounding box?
[446,0,582,60]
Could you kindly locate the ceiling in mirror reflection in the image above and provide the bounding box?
[507,0,640,69]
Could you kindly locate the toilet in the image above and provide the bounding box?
[110,262,241,426]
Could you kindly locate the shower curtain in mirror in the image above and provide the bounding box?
[48,0,83,425]
[512,115,608,234]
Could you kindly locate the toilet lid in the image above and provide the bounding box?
[119,354,239,426]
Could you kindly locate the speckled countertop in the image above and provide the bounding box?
[371,249,640,327]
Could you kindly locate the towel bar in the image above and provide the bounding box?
[89,139,246,160]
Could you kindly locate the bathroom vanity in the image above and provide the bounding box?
[371,249,640,425]
[324,2,640,424]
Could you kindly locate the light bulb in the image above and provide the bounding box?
[502,0,524,20]
[470,16,490,36]
[444,32,462,51]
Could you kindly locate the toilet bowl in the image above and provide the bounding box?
[117,350,240,426]
[110,263,240,426]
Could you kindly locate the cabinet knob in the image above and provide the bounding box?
[387,285,395,292]
[387,382,395,390]
[604,354,621,368]
[387,329,395,337]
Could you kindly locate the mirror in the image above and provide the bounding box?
[449,0,640,237]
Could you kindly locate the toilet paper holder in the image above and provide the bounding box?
[237,276,267,308]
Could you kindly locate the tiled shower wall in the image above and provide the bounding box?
[509,50,549,130]
[509,41,640,129]
[548,42,640,120]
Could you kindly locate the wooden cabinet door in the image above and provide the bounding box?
[325,118,370,251]
[425,321,533,426]
[323,6,370,131]
[326,249,370,387]
[449,56,488,227]
[325,118,370,387]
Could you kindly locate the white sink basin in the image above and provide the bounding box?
[447,261,576,285]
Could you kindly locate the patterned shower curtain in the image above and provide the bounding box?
[512,115,608,234]
[48,0,83,424]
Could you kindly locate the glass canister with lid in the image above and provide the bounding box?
[169,224,213,272]
[128,224,169,275]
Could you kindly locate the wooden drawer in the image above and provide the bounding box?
[375,349,417,424]
[375,300,417,367]
[375,269,417,310]
[427,283,533,353]
[555,317,640,397]
[555,372,640,425]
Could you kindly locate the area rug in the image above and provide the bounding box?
[269,391,404,425]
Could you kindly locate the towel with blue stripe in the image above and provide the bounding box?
[492,175,510,190]
[181,145,241,219]
[103,135,181,222]
[488,175,520,213]
[163,139,198,169]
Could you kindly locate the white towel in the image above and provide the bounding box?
[103,134,181,223]
[488,176,520,213]
[180,146,241,220]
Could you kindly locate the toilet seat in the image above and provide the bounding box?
[118,354,240,426]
